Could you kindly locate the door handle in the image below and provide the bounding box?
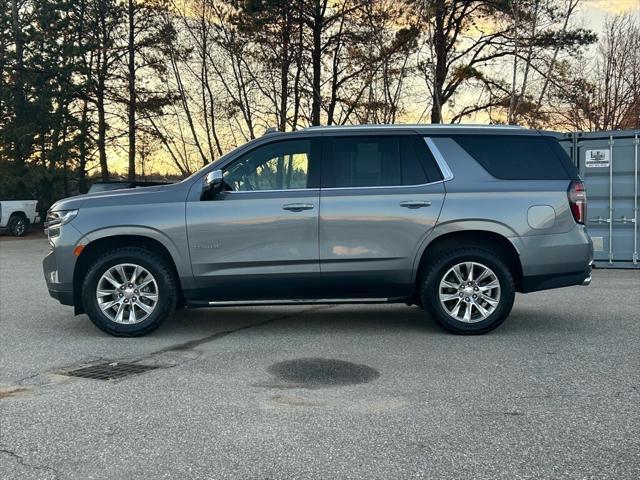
[282,203,315,212]
[399,201,431,209]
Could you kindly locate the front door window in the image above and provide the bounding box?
[224,139,313,191]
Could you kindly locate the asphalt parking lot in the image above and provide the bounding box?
[1,238,639,479]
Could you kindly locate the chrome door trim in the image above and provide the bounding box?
[207,298,393,306]
[424,137,455,181]
[224,188,320,194]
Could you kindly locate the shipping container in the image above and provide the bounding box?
[556,130,639,269]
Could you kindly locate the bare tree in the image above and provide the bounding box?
[232,0,306,131]
[115,0,175,181]
[551,13,639,131]
[415,0,515,124]
[89,0,122,181]
[593,14,639,130]
[505,0,594,126]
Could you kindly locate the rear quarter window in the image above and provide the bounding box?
[452,135,575,180]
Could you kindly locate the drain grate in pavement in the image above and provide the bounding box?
[61,362,159,380]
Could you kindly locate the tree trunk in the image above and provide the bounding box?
[127,0,136,181]
[78,99,89,193]
[291,1,304,129]
[279,13,290,131]
[430,0,446,124]
[11,0,27,168]
[310,0,322,126]
[97,69,109,181]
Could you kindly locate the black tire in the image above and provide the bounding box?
[420,247,515,335]
[81,247,177,337]
[8,215,28,237]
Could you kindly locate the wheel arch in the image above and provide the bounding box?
[413,227,524,294]
[72,233,186,314]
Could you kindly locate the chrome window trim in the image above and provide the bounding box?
[224,188,319,194]
[224,183,444,193]
[218,137,454,193]
[424,137,454,181]
[321,180,443,192]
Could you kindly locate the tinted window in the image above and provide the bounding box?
[224,139,314,191]
[324,136,432,188]
[545,137,580,180]
[409,136,443,182]
[452,135,572,180]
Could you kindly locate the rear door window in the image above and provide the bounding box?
[452,135,574,180]
[323,136,438,188]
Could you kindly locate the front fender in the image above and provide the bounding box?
[79,225,193,287]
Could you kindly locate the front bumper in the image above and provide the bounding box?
[42,223,83,307]
[43,249,75,306]
[47,285,74,305]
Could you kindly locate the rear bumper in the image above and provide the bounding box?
[521,262,592,293]
[516,225,593,293]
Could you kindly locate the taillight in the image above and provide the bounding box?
[568,180,586,224]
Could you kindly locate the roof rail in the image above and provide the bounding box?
[303,123,524,131]
[263,127,279,136]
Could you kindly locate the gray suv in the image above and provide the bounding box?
[43,125,593,336]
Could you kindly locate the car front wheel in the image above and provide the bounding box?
[420,247,515,334]
[81,247,177,337]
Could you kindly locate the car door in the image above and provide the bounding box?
[318,133,446,298]
[186,137,321,301]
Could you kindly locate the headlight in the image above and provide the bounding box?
[45,209,78,237]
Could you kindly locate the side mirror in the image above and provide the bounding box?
[203,170,224,195]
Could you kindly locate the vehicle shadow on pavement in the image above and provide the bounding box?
[160,304,444,337]
[153,303,576,339]
[63,297,594,342]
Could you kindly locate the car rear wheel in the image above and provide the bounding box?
[8,215,28,236]
[420,247,515,334]
[82,247,177,336]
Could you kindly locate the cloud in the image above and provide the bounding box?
[584,0,640,14]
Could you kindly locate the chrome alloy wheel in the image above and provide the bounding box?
[438,262,501,323]
[96,263,159,324]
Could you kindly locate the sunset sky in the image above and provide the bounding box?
[582,0,638,28]
[110,0,640,177]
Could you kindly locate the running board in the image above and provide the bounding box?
[186,297,406,308]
